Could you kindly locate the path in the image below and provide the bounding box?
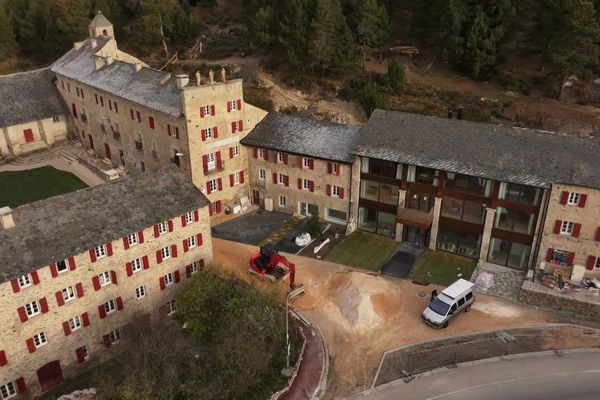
[349,351,600,400]
[380,242,424,278]
[211,238,555,399]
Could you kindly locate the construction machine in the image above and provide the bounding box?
[249,244,305,300]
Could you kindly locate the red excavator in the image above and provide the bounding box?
[249,244,305,300]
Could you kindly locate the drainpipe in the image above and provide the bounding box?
[531,187,551,282]
[347,160,354,227]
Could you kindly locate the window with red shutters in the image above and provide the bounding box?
[171,244,178,258]
[68,256,76,270]
[559,191,569,205]
[553,220,562,234]
[175,270,181,283]
[231,121,237,133]
[309,181,315,192]
[116,296,124,310]
[76,283,84,298]
[239,120,244,131]
[40,297,49,313]
[107,243,113,257]
[82,312,90,326]
[89,249,97,263]
[211,105,216,115]
[26,338,36,353]
[126,262,133,277]
[143,255,150,269]
[17,306,28,322]
[138,231,145,243]
[111,271,118,284]
[579,194,587,208]
[572,223,582,238]
[156,249,163,264]
[197,233,203,246]
[63,321,71,336]
[98,305,106,319]
[237,99,242,110]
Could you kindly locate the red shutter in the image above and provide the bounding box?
[309,181,315,192]
[209,206,214,217]
[186,264,192,277]
[171,244,178,258]
[254,148,258,158]
[264,149,269,161]
[175,127,179,138]
[339,187,345,199]
[82,312,90,326]
[181,215,187,227]
[50,263,58,278]
[553,220,562,234]
[26,338,36,353]
[40,297,49,313]
[568,252,575,266]
[137,231,144,244]
[200,107,205,118]
[201,129,206,141]
[237,99,242,110]
[194,210,199,221]
[586,256,596,271]
[336,164,341,176]
[232,121,237,133]
[309,159,314,170]
[68,256,76,270]
[76,282,84,298]
[284,154,288,165]
[284,175,289,187]
[197,233,203,246]
[55,291,65,307]
[142,256,150,269]
[159,277,166,290]
[560,191,569,205]
[273,173,278,184]
[298,157,303,168]
[16,377,26,394]
[174,270,181,283]
[579,194,587,208]
[240,171,245,184]
[211,105,216,115]
[0,351,7,366]
[227,101,232,112]
[239,120,243,131]
[229,147,234,158]
[76,347,85,363]
[149,116,155,129]
[573,223,582,238]
[103,334,111,348]
[110,271,118,284]
[126,262,133,277]
[98,305,106,319]
[206,181,212,195]
[63,321,72,336]
[183,239,189,252]
[298,178,302,189]
[168,219,174,232]
[327,184,332,196]
[89,249,97,263]
[596,227,600,242]
[11,279,20,293]
[327,162,332,174]
[123,236,130,250]
[229,174,235,187]
[31,271,40,285]
[92,276,101,291]
[213,126,219,138]
[218,178,223,191]
[217,201,222,214]
[106,243,113,256]
[216,151,222,169]
[156,250,163,264]
[116,296,123,310]
[154,224,160,238]
[17,307,28,322]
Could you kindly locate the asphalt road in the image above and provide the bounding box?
[349,351,600,400]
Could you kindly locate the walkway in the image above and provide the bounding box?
[470,263,526,301]
[380,243,425,278]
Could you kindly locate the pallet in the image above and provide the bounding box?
[248,266,290,284]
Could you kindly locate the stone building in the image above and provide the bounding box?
[0,167,212,397]
[0,68,67,160]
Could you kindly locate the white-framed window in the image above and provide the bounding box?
[161,246,172,260]
[258,149,266,159]
[25,300,40,317]
[206,152,216,170]
[62,286,76,302]
[189,261,200,275]
[232,145,240,157]
[95,245,107,259]
[184,211,194,224]
[594,257,600,270]
[332,162,339,174]
[279,196,286,207]
[158,221,168,235]
[0,380,17,399]
[278,173,286,185]
[167,300,177,315]
[208,178,219,193]
[56,259,69,273]
[204,127,214,140]
[164,272,174,286]
[233,120,242,132]
[132,258,142,273]
[228,100,238,111]
[201,105,211,116]
[80,345,89,361]
[104,299,116,315]
[18,273,32,289]
[127,233,138,246]
[135,285,146,299]
[303,157,311,168]
[187,235,197,249]
[210,202,219,215]
[303,179,311,190]
[233,171,241,186]
[560,221,574,235]
[259,169,266,180]
[332,185,341,197]
[278,152,285,163]
[99,271,111,287]
[567,192,580,205]
[33,332,48,348]
[109,328,121,344]
[69,315,83,331]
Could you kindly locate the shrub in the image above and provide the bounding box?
[388,60,405,94]
[306,214,322,236]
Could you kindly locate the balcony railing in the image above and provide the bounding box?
[397,201,434,228]
[203,159,225,175]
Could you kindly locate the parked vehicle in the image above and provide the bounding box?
[421,278,474,328]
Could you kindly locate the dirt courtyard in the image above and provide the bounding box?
[212,238,555,399]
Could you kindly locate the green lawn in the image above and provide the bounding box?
[0,166,88,207]
[409,250,478,287]
[325,231,399,271]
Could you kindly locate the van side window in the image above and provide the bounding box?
[465,292,473,301]
[450,304,458,313]
[458,298,465,307]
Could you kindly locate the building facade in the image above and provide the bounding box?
[0,168,212,397]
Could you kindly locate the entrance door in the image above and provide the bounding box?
[23,129,34,143]
[407,192,432,212]
[405,226,422,245]
[252,190,260,205]
[104,143,111,160]
[37,360,64,392]
[88,135,94,150]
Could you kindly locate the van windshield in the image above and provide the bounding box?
[429,297,451,316]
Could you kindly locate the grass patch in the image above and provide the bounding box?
[326,231,398,271]
[409,250,477,287]
[0,166,87,207]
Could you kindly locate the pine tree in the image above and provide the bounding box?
[436,0,467,64]
[0,7,18,61]
[252,6,277,47]
[278,0,314,69]
[461,9,497,79]
[4,0,29,42]
[139,0,179,57]
[52,0,90,57]
[20,0,51,61]
[351,0,390,68]
[388,60,405,94]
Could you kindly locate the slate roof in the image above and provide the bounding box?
[241,113,362,163]
[89,10,112,28]
[0,167,208,283]
[0,68,67,128]
[51,38,183,117]
[355,110,600,189]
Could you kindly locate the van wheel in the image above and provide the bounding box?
[441,322,448,329]
[464,305,471,312]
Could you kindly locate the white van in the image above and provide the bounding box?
[421,279,474,328]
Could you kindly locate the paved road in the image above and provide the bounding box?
[349,351,600,400]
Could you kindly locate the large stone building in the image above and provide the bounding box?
[0,167,212,397]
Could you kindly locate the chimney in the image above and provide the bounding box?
[0,207,15,229]
[90,39,97,49]
[73,42,84,51]
[220,67,227,83]
[175,74,189,89]
[195,70,201,86]
[94,55,105,70]
[106,56,114,65]
[135,62,142,72]
[209,69,214,84]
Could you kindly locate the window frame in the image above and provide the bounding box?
[99,271,111,287]
[233,145,240,157]
[157,222,168,235]
[62,286,76,303]
[187,235,197,249]
[279,196,286,207]
[208,178,219,193]
[303,157,311,168]
[127,233,138,246]
[189,261,199,275]
[18,274,32,289]
[33,331,48,348]
[69,315,83,331]
[332,185,340,197]
[161,246,171,260]
[104,299,116,315]
[109,329,121,344]
[258,149,266,159]
[278,173,286,185]
[131,258,142,273]
[167,300,177,315]
[25,300,41,317]
[567,192,580,206]
[184,211,194,224]
[560,221,574,235]
[56,259,69,274]
[164,272,174,286]
[135,285,146,299]
[95,245,107,259]
[0,381,17,399]
[302,179,311,191]
[259,169,266,180]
